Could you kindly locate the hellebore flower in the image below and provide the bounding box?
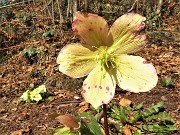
[57,12,158,109]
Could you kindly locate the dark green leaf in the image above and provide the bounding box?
[133,104,143,111]
[79,112,103,135]
[160,77,174,87]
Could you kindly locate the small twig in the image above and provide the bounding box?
[136,0,139,12]
[42,0,53,20]
[56,0,62,23]
[51,100,82,105]
[42,0,53,11]
[0,117,10,121]
[66,0,70,18]
[103,104,109,135]
[128,0,138,13]
[51,0,55,24]
[0,41,41,51]
[84,0,89,12]
[0,0,33,9]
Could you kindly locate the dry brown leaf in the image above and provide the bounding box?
[11,128,29,135]
[20,111,28,117]
[123,125,132,135]
[128,125,138,131]
[55,114,79,129]
[119,98,132,107]
[53,91,72,100]
[79,101,89,112]
[155,65,161,74]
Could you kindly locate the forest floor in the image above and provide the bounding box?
[0,2,179,135]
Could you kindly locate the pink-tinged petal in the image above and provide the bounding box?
[57,43,98,78]
[82,64,116,109]
[112,34,147,55]
[109,13,146,54]
[115,55,158,92]
[72,12,113,50]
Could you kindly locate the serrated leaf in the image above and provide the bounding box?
[110,105,127,124]
[133,103,143,111]
[145,114,157,122]
[156,102,164,108]
[142,102,164,117]
[166,125,177,131]
[143,124,177,133]
[130,111,142,124]
[42,29,55,37]
[119,106,127,124]
[158,112,174,123]
[132,130,142,135]
[27,46,37,57]
[160,77,174,87]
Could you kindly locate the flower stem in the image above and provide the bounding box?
[103,104,109,135]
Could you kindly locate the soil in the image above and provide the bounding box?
[0,2,179,135]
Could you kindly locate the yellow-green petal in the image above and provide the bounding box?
[33,85,46,94]
[82,64,116,109]
[20,90,30,101]
[72,12,113,50]
[115,55,158,92]
[30,92,42,102]
[109,13,146,54]
[57,43,98,78]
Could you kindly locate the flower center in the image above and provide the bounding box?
[96,46,116,68]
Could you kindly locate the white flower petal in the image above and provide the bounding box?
[115,55,158,92]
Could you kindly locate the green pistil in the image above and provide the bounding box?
[95,47,116,69]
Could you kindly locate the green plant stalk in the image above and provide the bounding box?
[103,104,109,135]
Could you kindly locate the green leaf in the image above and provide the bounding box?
[110,105,127,124]
[42,29,55,37]
[130,111,142,124]
[133,103,143,110]
[22,15,27,21]
[158,112,175,124]
[27,46,37,57]
[166,125,177,131]
[143,124,177,133]
[54,127,77,135]
[160,77,174,87]
[142,102,164,117]
[79,112,103,135]
[145,114,157,122]
[110,104,120,119]
[119,106,127,124]
[132,130,142,135]
[79,121,95,135]
[47,96,53,101]
[22,46,38,58]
